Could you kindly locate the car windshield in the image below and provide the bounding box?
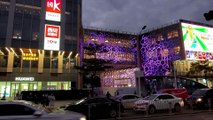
[143,94,157,100]
[75,98,87,105]
[192,89,208,96]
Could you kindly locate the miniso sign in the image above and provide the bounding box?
[15,77,34,81]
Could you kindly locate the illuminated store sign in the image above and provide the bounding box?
[15,77,34,81]
[22,53,38,61]
[181,22,213,60]
[45,0,61,22]
[44,24,60,50]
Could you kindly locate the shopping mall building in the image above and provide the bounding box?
[82,20,213,95]
[1,0,213,97]
[0,0,82,97]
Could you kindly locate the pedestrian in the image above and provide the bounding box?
[48,94,56,109]
[106,91,111,98]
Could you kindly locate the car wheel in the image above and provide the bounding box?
[109,109,117,118]
[174,104,181,112]
[148,105,156,114]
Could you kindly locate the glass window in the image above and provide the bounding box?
[0,55,7,67]
[0,10,9,38]
[22,14,32,41]
[22,60,30,68]
[157,95,174,100]
[13,56,21,68]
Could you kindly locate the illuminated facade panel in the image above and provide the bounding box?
[45,0,62,22]
[44,24,61,50]
[100,68,139,88]
[181,22,213,61]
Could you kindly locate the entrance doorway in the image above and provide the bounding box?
[11,83,20,97]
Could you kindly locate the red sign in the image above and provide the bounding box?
[46,0,61,13]
[45,25,60,38]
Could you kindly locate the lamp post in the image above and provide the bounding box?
[136,26,146,96]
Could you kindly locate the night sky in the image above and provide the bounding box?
[83,0,213,33]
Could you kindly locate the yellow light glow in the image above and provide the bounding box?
[5,47,10,53]
[20,48,24,55]
[0,50,5,55]
[67,51,72,58]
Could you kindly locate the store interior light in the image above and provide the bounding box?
[67,51,72,58]
[5,47,10,53]
[0,50,4,55]
[20,48,24,55]
[29,49,32,54]
[38,50,40,54]
[62,51,65,56]
[10,47,18,58]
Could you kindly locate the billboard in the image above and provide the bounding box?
[45,0,61,22]
[181,22,213,60]
[44,24,60,50]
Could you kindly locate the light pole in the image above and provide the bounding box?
[136,26,146,96]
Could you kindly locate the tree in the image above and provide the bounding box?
[75,43,113,89]
[204,10,213,21]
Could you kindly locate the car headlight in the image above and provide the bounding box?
[196,98,202,102]
[80,117,86,120]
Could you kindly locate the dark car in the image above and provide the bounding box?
[186,88,213,109]
[64,96,124,119]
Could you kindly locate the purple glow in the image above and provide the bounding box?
[83,31,137,64]
[140,33,182,76]
[100,68,139,87]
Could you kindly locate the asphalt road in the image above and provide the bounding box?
[136,112,213,120]
[98,110,213,120]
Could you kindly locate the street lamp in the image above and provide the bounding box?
[136,25,146,96]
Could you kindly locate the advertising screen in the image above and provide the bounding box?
[44,24,60,50]
[45,0,61,22]
[181,22,213,60]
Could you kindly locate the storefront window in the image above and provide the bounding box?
[0,82,10,97]
[0,55,7,67]
[47,82,71,90]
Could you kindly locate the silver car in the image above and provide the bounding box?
[0,100,86,120]
[115,94,140,109]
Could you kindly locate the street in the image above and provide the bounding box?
[98,110,213,120]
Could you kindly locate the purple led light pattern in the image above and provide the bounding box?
[140,34,182,76]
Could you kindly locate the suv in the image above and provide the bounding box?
[186,88,213,109]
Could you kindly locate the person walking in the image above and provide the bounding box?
[106,91,111,98]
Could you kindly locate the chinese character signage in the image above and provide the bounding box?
[181,22,213,60]
[44,24,60,50]
[45,0,61,22]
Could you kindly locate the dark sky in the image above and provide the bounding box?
[82,0,213,33]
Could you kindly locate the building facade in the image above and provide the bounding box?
[81,28,138,93]
[0,0,82,98]
[137,19,213,94]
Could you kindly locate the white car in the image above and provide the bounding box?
[0,100,86,120]
[114,94,140,109]
[134,93,184,114]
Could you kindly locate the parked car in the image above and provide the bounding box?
[0,100,86,120]
[64,96,124,119]
[134,93,184,114]
[159,88,189,101]
[186,88,213,109]
[114,94,141,109]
